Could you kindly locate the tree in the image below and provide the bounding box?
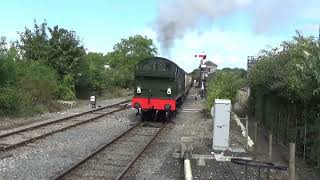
[206,69,246,110]
[107,35,157,69]
[84,53,109,91]
[248,31,320,174]
[0,36,7,56]
[18,20,49,62]
[106,35,158,88]
[19,20,86,79]
[0,37,18,87]
[19,61,58,104]
[47,25,86,78]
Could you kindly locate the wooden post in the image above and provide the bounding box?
[254,121,258,160]
[267,133,273,180]
[278,112,281,142]
[268,133,273,162]
[303,123,307,161]
[289,143,296,180]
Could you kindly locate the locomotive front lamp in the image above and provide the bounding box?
[137,86,141,94]
[167,87,171,95]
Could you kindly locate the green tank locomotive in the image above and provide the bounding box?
[132,57,192,120]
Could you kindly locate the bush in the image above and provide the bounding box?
[19,61,59,104]
[57,74,76,100]
[206,70,246,110]
[248,32,320,175]
[0,87,32,116]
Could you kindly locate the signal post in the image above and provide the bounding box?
[195,53,207,98]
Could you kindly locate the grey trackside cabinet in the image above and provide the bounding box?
[212,99,231,151]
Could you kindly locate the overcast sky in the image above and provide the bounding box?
[0,0,319,72]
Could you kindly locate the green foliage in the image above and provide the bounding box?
[106,35,157,88]
[1,21,158,117]
[0,36,8,56]
[75,52,110,97]
[85,52,109,91]
[0,54,18,86]
[47,25,86,78]
[0,87,32,116]
[19,20,86,79]
[249,31,320,174]
[19,61,58,104]
[190,69,200,82]
[206,69,246,110]
[18,20,49,62]
[57,75,76,100]
[108,35,158,69]
[76,36,158,97]
[0,38,59,115]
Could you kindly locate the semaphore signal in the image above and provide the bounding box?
[194,54,206,59]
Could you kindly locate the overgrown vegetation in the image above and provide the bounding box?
[0,20,157,116]
[248,31,320,175]
[206,68,246,110]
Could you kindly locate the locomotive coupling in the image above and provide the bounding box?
[134,102,141,116]
[134,102,141,109]
[164,104,171,111]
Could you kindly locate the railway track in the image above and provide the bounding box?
[0,100,131,152]
[217,161,238,180]
[53,121,167,180]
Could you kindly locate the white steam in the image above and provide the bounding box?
[153,0,302,53]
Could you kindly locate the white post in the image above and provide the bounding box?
[245,116,249,151]
[184,151,193,180]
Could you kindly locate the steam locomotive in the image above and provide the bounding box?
[132,57,192,121]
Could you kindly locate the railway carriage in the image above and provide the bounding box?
[132,57,192,121]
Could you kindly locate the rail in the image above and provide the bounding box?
[53,122,167,180]
[0,100,131,152]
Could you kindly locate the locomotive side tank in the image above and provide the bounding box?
[132,57,192,120]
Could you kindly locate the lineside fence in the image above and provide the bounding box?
[250,92,320,177]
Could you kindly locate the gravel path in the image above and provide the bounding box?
[0,108,139,179]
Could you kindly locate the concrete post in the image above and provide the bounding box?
[289,143,296,180]
[253,121,258,160]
